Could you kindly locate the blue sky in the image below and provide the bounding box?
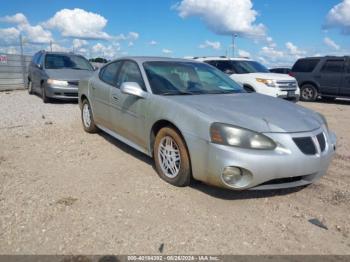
[0,0,349,66]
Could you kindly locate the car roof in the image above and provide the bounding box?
[192,56,252,62]
[114,56,204,64]
[298,56,349,60]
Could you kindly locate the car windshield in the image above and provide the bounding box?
[230,60,270,74]
[45,54,93,71]
[143,61,244,95]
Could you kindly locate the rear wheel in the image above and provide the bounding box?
[300,84,318,102]
[154,127,191,187]
[81,99,98,133]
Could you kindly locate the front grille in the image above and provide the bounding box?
[64,92,78,97]
[68,81,79,86]
[293,137,317,155]
[260,176,303,186]
[276,80,297,91]
[317,133,326,152]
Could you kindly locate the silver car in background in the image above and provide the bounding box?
[78,57,336,190]
[28,51,94,103]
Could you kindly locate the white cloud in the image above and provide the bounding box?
[285,42,306,57]
[0,13,28,24]
[19,23,53,44]
[44,8,111,40]
[198,40,221,50]
[0,27,20,44]
[266,36,276,48]
[261,46,284,58]
[162,49,173,54]
[0,13,53,44]
[175,0,266,38]
[73,39,88,50]
[238,49,251,58]
[91,42,120,59]
[115,32,139,41]
[325,0,350,34]
[148,40,158,46]
[128,41,134,47]
[49,43,69,52]
[323,37,340,50]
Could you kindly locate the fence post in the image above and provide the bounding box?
[19,34,26,89]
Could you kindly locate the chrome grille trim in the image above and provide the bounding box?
[276,80,298,91]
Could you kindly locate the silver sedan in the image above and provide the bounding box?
[78,57,336,190]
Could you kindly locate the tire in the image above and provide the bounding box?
[300,84,318,102]
[28,80,33,95]
[41,85,50,103]
[154,127,191,187]
[81,99,98,133]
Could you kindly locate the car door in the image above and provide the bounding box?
[110,60,148,149]
[317,59,345,95]
[91,61,122,129]
[31,53,43,91]
[340,59,350,96]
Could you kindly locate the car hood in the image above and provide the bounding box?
[168,93,321,133]
[45,69,94,81]
[231,72,295,81]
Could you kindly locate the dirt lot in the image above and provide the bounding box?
[0,90,350,255]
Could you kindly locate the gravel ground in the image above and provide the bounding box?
[0,90,350,255]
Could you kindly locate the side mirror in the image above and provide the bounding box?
[93,66,99,71]
[120,82,147,98]
[36,64,42,69]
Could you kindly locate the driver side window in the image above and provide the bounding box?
[117,61,146,90]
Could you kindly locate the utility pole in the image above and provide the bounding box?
[232,33,238,58]
[50,40,53,52]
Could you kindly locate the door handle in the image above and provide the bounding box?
[112,95,119,101]
[314,75,322,79]
[91,85,96,90]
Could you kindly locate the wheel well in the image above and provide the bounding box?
[243,84,255,92]
[81,94,88,102]
[300,81,318,91]
[150,120,184,156]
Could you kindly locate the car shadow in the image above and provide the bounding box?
[98,131,154,167]
[316,98,350,105]
[97,131,306,200]
[32,93,79,104]
[190,181,305,200]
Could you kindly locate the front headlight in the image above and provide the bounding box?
[316,112,328,131]
[256,78,276,87]
[210,123,277,150]
[47,79,68,87]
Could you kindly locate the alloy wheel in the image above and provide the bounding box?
[82,103,91,128]
[157,136,181,178]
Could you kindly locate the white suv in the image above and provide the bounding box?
[193,57,300,102]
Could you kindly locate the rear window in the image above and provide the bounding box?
[292,59,320,73]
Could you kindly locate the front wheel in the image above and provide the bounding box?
[154,127,191,187]
[41,85,50,103]
[300,84,318,102]
[28,80,33,95]
[81,99,98,133]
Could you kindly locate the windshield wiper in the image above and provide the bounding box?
[161,91,195,96]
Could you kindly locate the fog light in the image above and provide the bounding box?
[222,167,242,185]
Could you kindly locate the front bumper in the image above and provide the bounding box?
[45,84,78,100]
[185,128,336,190]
